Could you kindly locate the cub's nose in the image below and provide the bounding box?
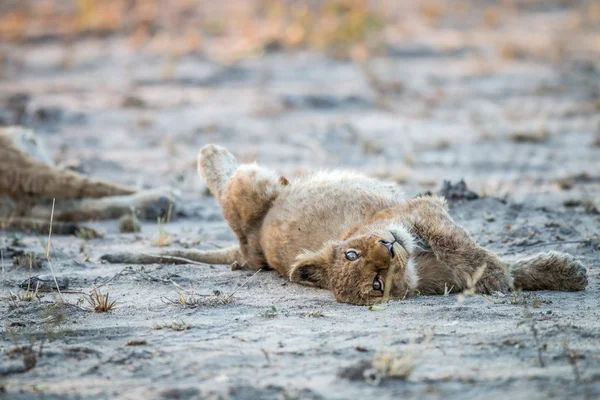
[379,240,395,258]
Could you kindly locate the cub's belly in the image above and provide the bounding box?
[260,180,403,275]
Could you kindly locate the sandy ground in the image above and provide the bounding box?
[1,1,600,399]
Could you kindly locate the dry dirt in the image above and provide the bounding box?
[1,1,599,399]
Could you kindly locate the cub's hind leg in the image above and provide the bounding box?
[509,251,587,292]
[197,144,239,201]
[198,144,286,231]
[198,144,288,269]
[100,145,284,269]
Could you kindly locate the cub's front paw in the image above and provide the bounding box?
[476,275,510,294]
[556,255,588,291]
[475,265,511,294]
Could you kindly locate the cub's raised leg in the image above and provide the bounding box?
[101,145,288,268]
[198,144,288,268]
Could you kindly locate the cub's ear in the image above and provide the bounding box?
[290,262,329,288]
[289,243,337,289]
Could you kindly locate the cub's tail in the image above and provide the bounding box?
[508,251,587,292]
[99,246,244,266]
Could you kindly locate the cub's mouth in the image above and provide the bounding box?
[385,225,415,255]
[378,232,405,258]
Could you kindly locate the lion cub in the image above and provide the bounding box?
[0,126,176,234]
[102,144,588,305]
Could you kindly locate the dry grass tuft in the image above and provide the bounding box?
[518,299,545,367]
[153,320,189,331]
[369,350,415,383]
[152,228,171,247]
[261,306,279,318]
[86,287,118,312]
[358,62,404,108]
[122,94,147,109]
[173,288,202,308]
[9,283,41,305]
[361,139,384,155]
[555,172,593,191]
[371,166,411,185]
[420,1,446,26]
[509,127,549,143]
[305,311,326,318]
[500,42,527,60]
[483,7,502,28]
[6,343,37,372]
[562,338,582,383]
[152,203,173,247]
[127,339,147,346]
[162,284,233,308]
[443,283,454,296]
[364,329,435,385]
[556,177,575,191]
[9,253,42,306]
[584,200,599,215]
[119,213,141,233]
[457,264,487,304]
[45,199,66,305]
[12,253,45,269]
[75,227,104,240]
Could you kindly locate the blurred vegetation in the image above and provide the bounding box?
[0,0,598,64]
[0,0,388,61]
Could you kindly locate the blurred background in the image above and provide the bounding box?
[0,0,599,208]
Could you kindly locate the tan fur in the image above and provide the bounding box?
[0,127,136,201]
[0,127,177,232]
[102,144,588,305]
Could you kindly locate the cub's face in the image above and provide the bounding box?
[290,225,415,305]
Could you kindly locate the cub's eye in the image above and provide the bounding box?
[345,250,360,261]
[372,275,384,292]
